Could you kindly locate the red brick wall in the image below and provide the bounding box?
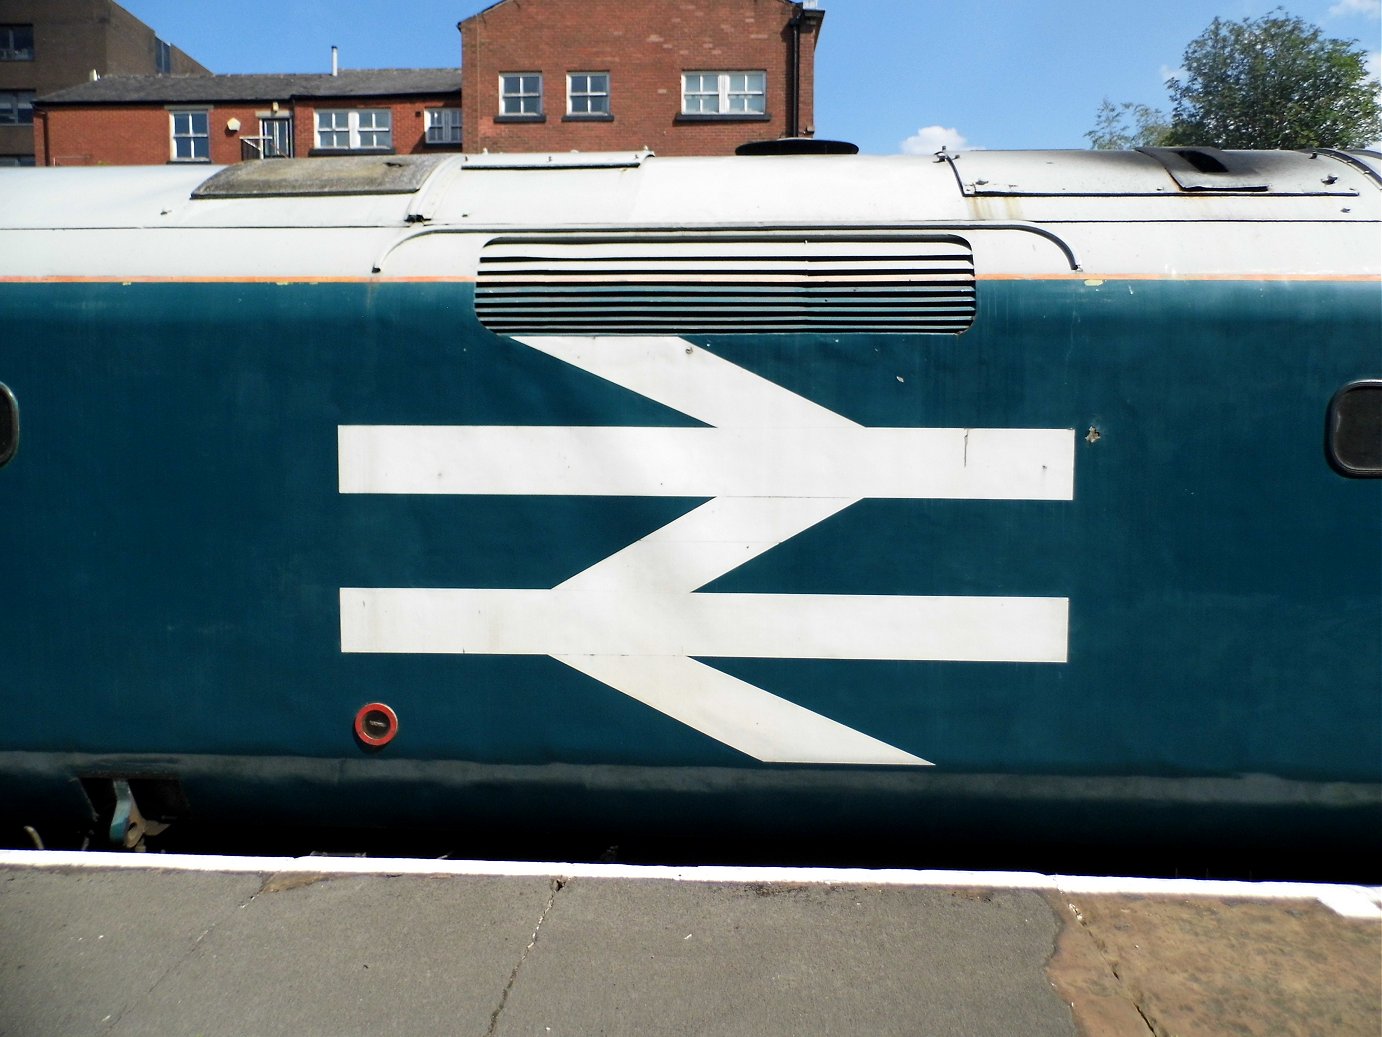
[37,95,463,165]
[39,105,170,165]
[461,0,820,156]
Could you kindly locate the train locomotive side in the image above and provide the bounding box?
[0,147,1378,861]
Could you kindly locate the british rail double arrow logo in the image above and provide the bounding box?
[337,336,1074,766]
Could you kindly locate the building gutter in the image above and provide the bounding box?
[788,6,802,138]
[37,108,50,166]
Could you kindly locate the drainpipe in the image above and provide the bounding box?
[788,6,802,138]
[38,108,50,166]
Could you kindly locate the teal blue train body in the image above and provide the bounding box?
[0,148,1378,856]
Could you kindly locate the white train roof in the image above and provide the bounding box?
[0,149,1378,279]
[3,149,1378,228]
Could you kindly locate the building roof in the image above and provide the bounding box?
[38,68,461,106]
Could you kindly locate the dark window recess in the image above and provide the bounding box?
[475,234,976,335]
[0,24,33,61]
[1327,380,1382,477]
[0,383,18,468]
[0,90,34,125]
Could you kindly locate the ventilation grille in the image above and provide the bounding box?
[476,235,976,335]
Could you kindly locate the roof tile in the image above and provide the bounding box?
[39,69,460,105]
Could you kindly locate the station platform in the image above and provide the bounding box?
[1,850,1378,1036]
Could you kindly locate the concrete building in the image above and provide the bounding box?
[36,68,462,166]
[0,0,206,165]
[460,0,823,156]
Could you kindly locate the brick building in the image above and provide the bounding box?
[35,68,462,166]
[460,0,823,156]
[0,0,205,165]
[27,0,825,165]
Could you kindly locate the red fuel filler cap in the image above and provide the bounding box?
[354,702,399,748]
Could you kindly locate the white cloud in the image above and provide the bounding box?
[901,125,969,154]
[1330,0,1380,18]
[1160,64,1186,85]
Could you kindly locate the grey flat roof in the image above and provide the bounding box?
[191,154,453,198]
[39,68,460,105]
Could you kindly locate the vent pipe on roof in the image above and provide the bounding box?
[331,46,339,76]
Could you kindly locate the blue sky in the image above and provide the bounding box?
[118,0,1380,154]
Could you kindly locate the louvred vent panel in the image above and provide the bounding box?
[476,234,976,335]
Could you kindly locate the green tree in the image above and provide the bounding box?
[1167,11,1381,148]
[1086,99,1172,149]
[1088,9,1382,150]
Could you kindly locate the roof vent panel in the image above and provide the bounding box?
[476,234,976,336]
[1135,146,1269,191]
[192,154,449,198]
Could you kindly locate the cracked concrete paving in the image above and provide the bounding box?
[2,866,1077,1037]
[0,868,554,1037]
[3,864,1377,1037]
[486,878,566,1037]
[489,879,1074,1037]
[0,868,265,1036]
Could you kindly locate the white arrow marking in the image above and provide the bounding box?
[558,655,929,766]
[339,336,1074,766]
[554,495,855,596]
[337,426,1074,500]
[517,335,854,429]
[340,588,1069,662]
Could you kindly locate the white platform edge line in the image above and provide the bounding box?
[1,851,1378,919]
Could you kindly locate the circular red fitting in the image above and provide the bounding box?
[354,702,399,747]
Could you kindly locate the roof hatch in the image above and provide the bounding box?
[938,148,1363,197]
[192,154,450,198]
[1135,147,1268,191]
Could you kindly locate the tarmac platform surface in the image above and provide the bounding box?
[1,851,1378,1037]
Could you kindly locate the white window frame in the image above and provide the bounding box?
[356,109,391,149]
[681,71,766,116]
[314,108,392,151]
[425,107,461,144]
[566,72,610,117]
[257,116,294,158]
[315,109,350,150]
[169,109,209,162]
[499,73,542,117]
